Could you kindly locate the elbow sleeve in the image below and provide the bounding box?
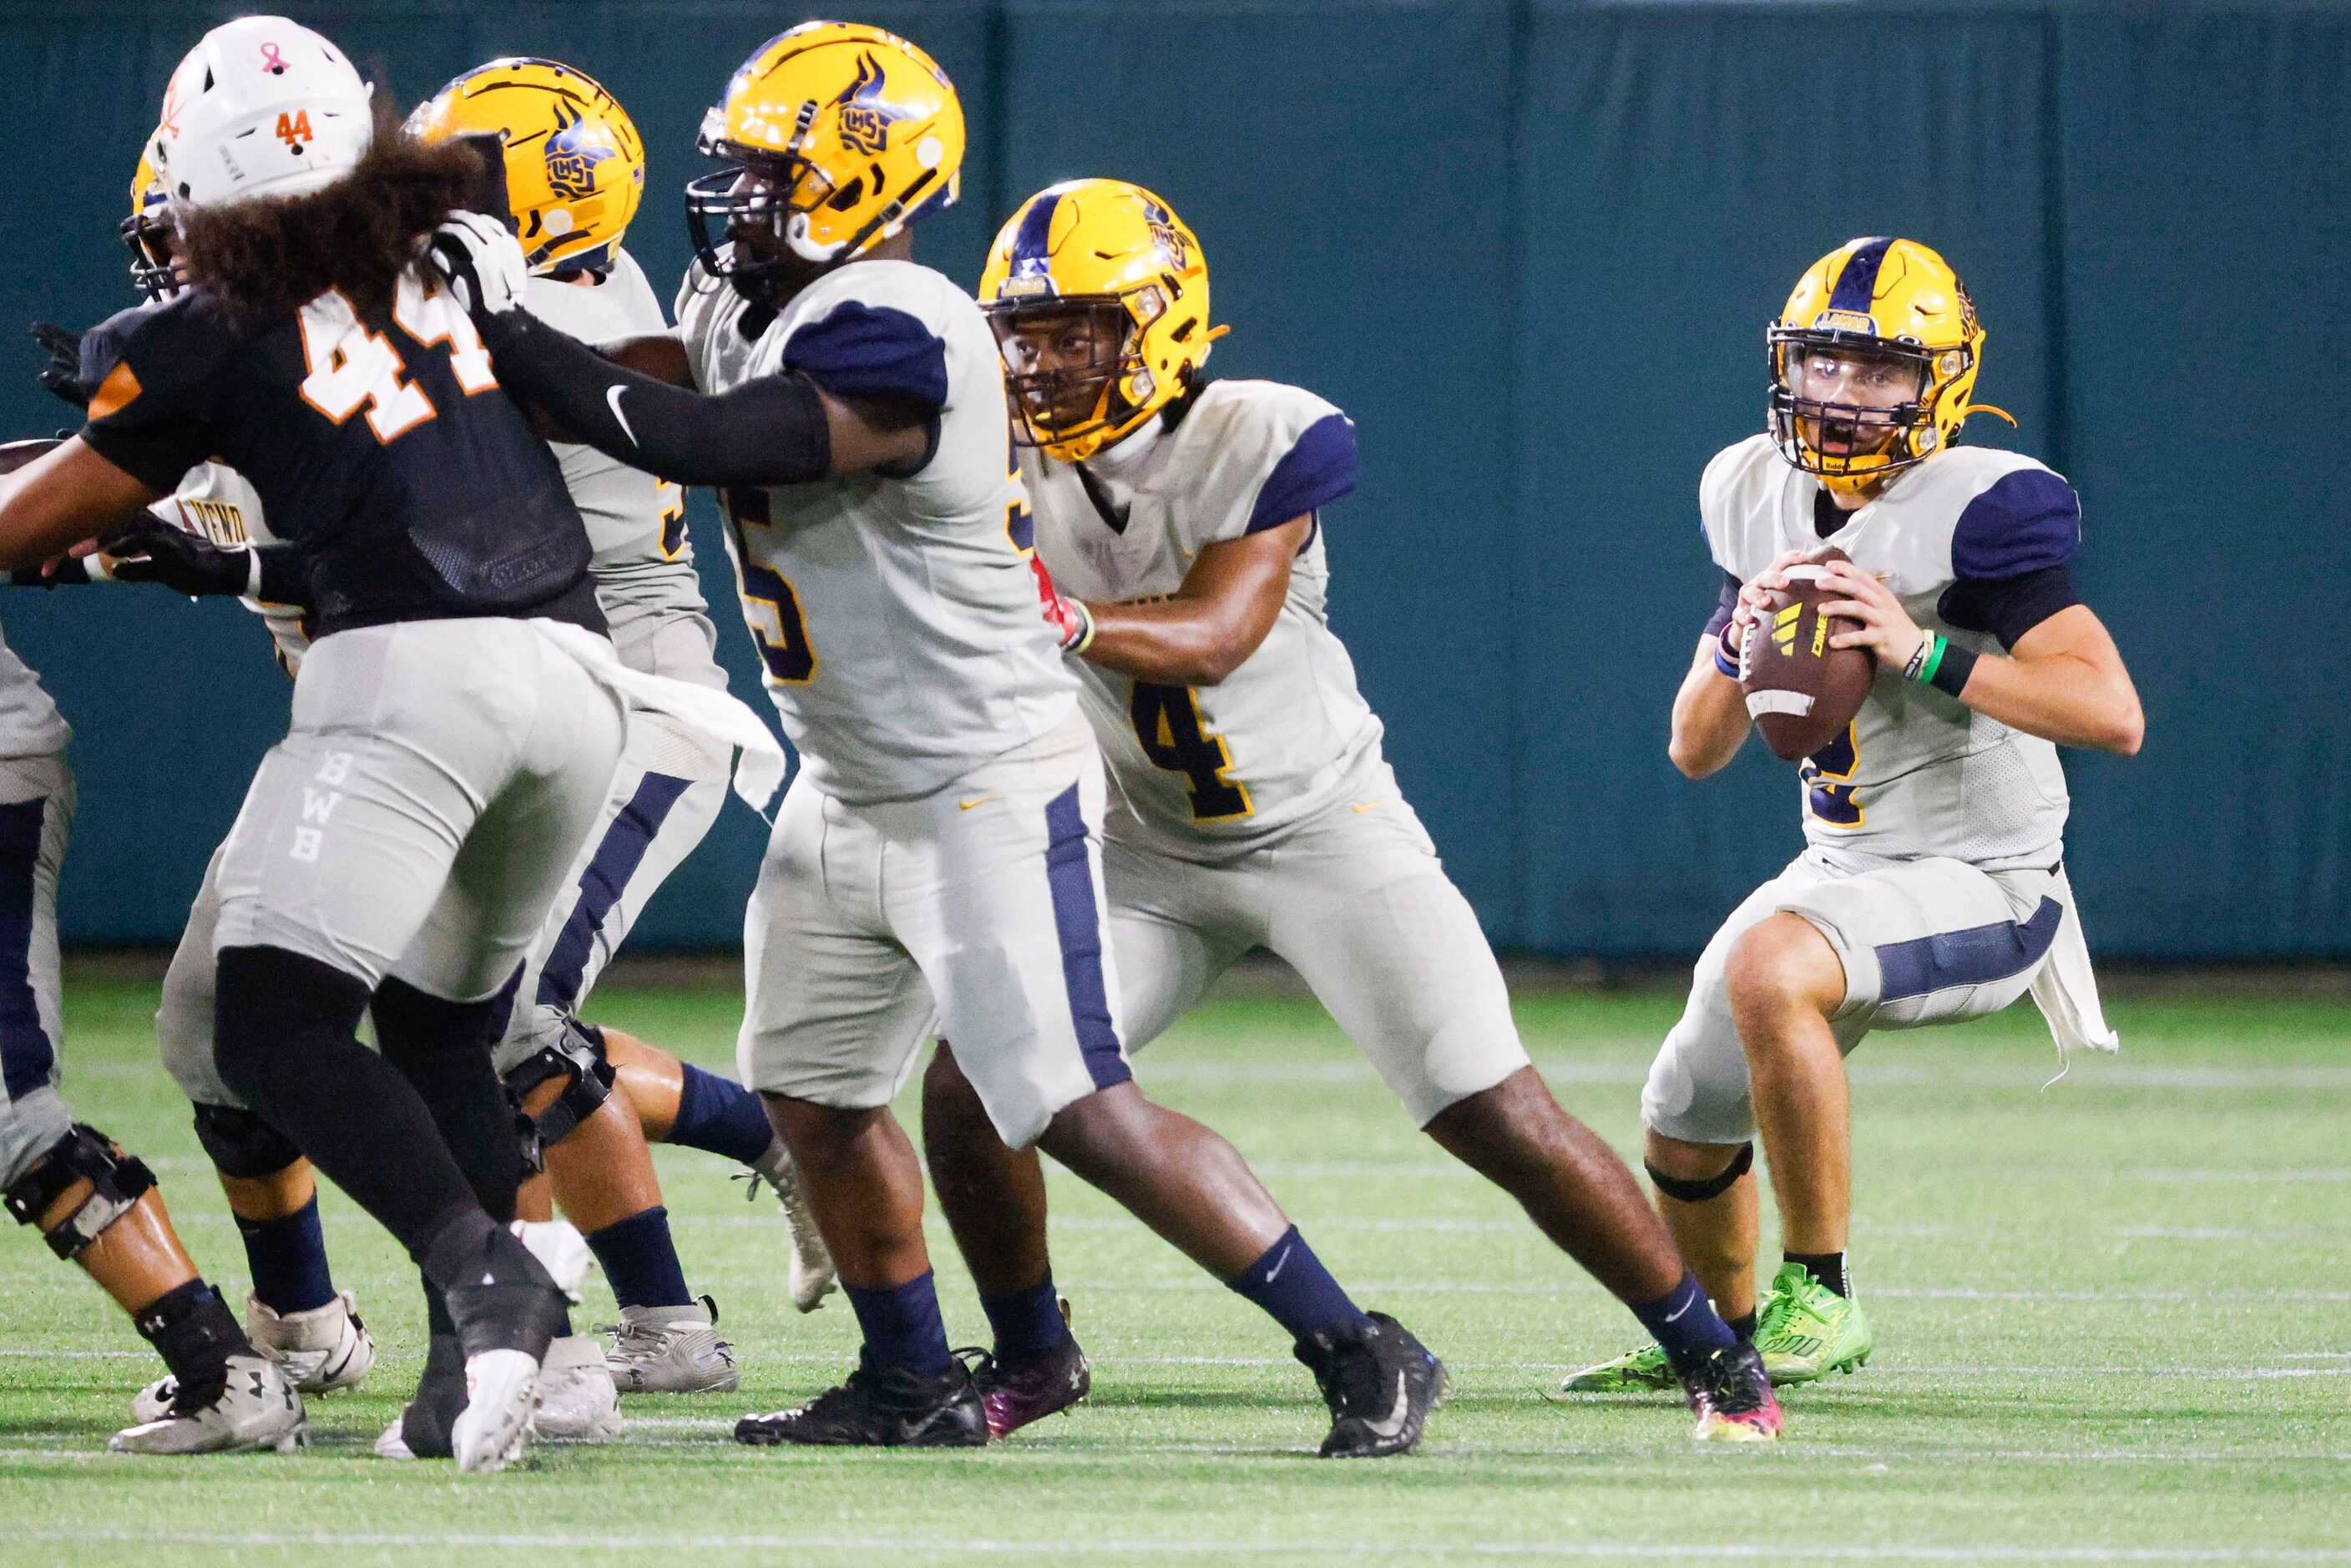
[479,309,831,488]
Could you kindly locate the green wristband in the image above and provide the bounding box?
[1914,632,1947,686]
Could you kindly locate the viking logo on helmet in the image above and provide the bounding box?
[543,99,615,201]
[1142,199,1190,271]
[834,53,905,154]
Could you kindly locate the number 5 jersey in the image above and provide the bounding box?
[1022,378,1373,858]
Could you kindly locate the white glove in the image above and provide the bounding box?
[427,211,528,320]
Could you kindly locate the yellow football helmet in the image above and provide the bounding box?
[124,139,178,300]
[978,180,1221,463]
[686,21,963,302]
[1767,236,2002,497]
[406,58,646,277]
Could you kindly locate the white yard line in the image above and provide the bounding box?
[8,1528,2351,1560]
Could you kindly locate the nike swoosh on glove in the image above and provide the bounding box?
[426,212,528,322]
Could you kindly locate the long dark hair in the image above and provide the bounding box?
[175,109,488,321]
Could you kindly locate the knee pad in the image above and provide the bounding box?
[190,1103,304,1181]
[502,1018,614,1159]
[1645,1142,1753,1205]
[214,945,374,1112]
[4,1124,156,1258]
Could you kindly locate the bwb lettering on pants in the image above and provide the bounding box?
[290,751,351,864]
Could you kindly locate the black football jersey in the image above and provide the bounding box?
[79,276,600,640]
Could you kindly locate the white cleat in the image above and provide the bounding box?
[111,1353,306,1454]
[603,1297,739,1393]
[134,1289,375,1422]
[748,1142,836,1313]
[511,1219,594,1303]
[372,1411,417,1460]
[532,1334,624,1440]
[451,1348,541,1474]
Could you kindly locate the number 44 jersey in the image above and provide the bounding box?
[1024,378,1377,858]
[1701,432,2077,871]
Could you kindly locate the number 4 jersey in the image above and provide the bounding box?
[1024,378,1377,858]
[1700,432,2080,870]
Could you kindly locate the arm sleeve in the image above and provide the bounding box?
[1246,412,1358,534]
[77,305,225,494]
[477,307,831,488]
[1937,467,2086,649]
[1701,570,1742,637]
[255,544,310,609]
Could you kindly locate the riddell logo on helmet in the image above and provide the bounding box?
[834,53,906,154]
[1811,309,1878,335]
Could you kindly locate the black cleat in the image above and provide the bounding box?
[375,1333,463,1459]
[1295,1310,1448,1459]
[734,1358,988,1448]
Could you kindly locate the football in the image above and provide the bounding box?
[1739,544,1876,761]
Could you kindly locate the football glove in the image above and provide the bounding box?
[426,212,528,322]
[31,324,86,409]
[102,515,260,599]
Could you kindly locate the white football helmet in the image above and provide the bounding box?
[152,17,373,210]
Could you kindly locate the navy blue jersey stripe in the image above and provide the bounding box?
[1874,896,2063,1003]
[1042,781,1129,1090]
[0,799,51,1100]
[1828,236,1897,316]
[535,773,695,1012]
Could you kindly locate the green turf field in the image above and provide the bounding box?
[0,969,2345,1565]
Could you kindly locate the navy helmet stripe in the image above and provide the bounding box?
[1010,187,1064,271]
[1827,236,1897,315]
[1874,896,2065,1004]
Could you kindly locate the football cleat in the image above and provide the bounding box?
[1559,1338,1677,1394]
[604,1296,739,1394]
[111,1353,306,1454]
[741,1149,837,1312]
[531,1334,623,1441]
[1753,1262,1873,1384]
[452,1348,541,1474]
[961,1298,1090,1438]
[512,1218,594,1303]
[734,1358,988,1449]
[1294,1311,1448,1459]
[1683,1342,1784,1443]
[134,1288,375,1422]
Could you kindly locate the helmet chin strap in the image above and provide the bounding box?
[1954,402,2018,428]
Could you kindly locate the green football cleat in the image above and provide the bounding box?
[1560,1338,1676,1393]
[1752,1262,1873,1384]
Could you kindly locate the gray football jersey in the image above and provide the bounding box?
[149,461,309,673]
[675,255,1075,803]
[1701,433,2076,868]
[1027,380,1377,856]
[524,250,710,669]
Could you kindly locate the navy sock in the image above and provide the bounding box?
[1226,1227,1371,1343]
[235,1196,336,1315]
[670,1064,778,1166]
[585,1206,692,1310]
[980,1272,1068,1368]
[846,1270,953,1378]
[1786,1250,1849,1297]
[1630,1271,1739,1378]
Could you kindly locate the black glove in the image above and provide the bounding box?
[32,324,86,409]
[101,515,258,599]
[7,559,92,589]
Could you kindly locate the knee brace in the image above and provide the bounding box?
[502,1018,614,1161]
[1645,1142,1753,1205]
[4,1124,156,1258]
[190,1103,305,1182]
